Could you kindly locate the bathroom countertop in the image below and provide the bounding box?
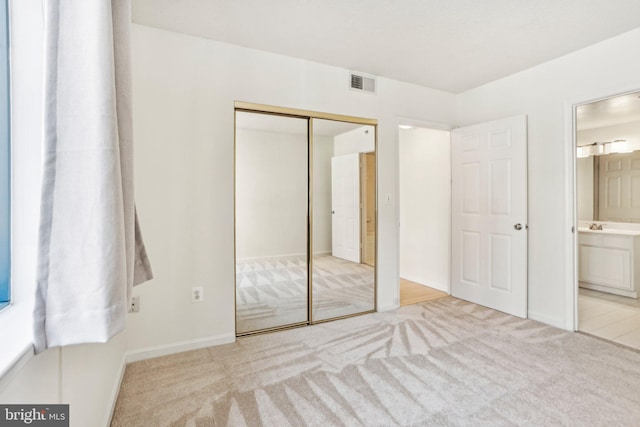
[578,227,640,236]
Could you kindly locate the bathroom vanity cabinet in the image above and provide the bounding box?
[578,229,640,298]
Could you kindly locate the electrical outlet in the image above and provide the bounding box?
[192,286,204,303]
[129,296,140,313]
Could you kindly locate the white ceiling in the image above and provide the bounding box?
[132,0,640,93]
[577,91,640,131]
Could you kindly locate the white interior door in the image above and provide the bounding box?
[451,115,528,317]
[331,153,361,263]
[598,151,640,222]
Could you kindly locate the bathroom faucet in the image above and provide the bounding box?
[589,223,603,230]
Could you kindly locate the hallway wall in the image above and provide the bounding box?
[399,127,451,292]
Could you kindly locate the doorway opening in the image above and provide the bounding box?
[399,116,528,315]
[398,125,451,306]
[573,90,640,350]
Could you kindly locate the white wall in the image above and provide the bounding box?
[236,128,308,259]
[576,157,594,221]
[399,128,451,292]
[0,3,128,426]
[127,23,457,355]
[457,27,640,328]
[334,126,375,156]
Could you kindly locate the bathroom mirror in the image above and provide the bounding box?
[576,90,640,223]
[311,119,376,321]
[577,151,640,223]
[235,111,309,334]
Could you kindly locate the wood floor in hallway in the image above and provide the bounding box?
[400,278,448,306]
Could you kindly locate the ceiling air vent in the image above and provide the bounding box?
[350,71,376,94]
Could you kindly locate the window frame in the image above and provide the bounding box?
[0,0,10,311]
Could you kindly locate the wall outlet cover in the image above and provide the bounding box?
[192,286,204,303]
[129,296,140,313]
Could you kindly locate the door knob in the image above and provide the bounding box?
[513,223,522,230]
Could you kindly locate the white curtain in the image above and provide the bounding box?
[34,0,152,353]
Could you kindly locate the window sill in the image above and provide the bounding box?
[0,303,34,392]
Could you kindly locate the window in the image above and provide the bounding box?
[0,0,10,310]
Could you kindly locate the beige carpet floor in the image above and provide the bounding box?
[236,254,374,333]
[112,297,640,426]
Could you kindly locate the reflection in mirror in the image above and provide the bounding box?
[235,111,308,334]
[578,153,640,223]
[311,119,376,321]
[576,90,640,223]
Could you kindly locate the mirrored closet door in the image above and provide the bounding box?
[311,119,376,321]
[235,111,309,334]
[235,103,377,336]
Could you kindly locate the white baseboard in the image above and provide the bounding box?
[125,333,236,363]
[104,353,127,427]
[528,310,568,330]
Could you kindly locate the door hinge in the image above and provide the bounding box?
[571,226,575,233]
